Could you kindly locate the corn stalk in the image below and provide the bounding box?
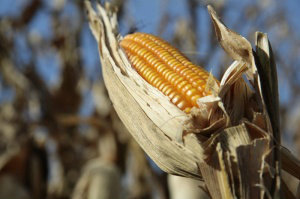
[85,2,300,199]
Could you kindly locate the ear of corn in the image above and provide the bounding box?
[120,33,217,113]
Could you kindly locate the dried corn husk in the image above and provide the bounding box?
[85,2,300,198]
[85,2,202,180]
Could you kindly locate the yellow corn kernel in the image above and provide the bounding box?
[120,32,217,113]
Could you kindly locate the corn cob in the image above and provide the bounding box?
[120,32,217,113]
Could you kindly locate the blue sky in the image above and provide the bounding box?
[1,0,300,143]
[1,0,299,92]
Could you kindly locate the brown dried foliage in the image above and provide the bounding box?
[1,0,300,199]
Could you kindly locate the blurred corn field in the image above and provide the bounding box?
[0,0,300,199]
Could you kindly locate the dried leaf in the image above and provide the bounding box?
[207,5,254,66]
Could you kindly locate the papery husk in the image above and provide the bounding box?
[86,2,300,198]
[85,2,202,180]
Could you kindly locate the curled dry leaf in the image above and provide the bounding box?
[86,2,300,199]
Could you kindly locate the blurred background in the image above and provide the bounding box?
[0,0,300,198]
